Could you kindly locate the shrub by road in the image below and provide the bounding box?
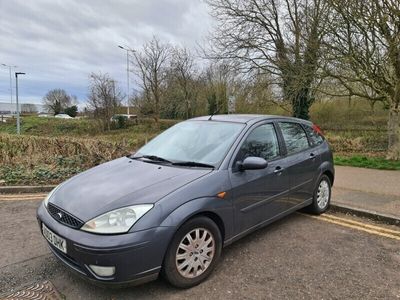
[0,118,177,185]
[0,134,135,185]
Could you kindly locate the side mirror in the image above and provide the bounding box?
[237,156,268,171]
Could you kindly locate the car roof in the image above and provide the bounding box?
[190,114,312,125]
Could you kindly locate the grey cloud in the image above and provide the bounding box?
[0,0,213,104]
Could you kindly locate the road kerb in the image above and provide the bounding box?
[330,203,400,227]
[0,185,56,194]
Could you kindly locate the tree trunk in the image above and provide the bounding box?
[387,104,400,160]
[292,87,312,120]
[185,99,189,119]
[387,74,400,160]
[154,97,160,123]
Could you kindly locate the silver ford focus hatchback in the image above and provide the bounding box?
[37,114,334,288]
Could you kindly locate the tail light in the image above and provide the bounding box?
[312,124,324,137]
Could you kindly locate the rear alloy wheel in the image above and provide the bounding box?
[162,217,222,288]
[307,174,331,214]
[316,180,330,210]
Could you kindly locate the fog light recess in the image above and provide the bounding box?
[89,265,116,277]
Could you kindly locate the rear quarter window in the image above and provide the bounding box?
[303,125,324,146]
[278,122,310,155]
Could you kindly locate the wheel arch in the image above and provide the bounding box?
[322,170,334,186]
[185,211,226,242]
[159,197,232,244]
[318,161,335,186]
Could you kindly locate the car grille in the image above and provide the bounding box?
[47,203,84,229]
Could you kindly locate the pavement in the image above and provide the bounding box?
[332,166,400,223]
[334,166,400,196]
[1,165,400,299]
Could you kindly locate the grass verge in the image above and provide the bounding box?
[334,155,400,170]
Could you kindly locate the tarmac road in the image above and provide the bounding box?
[1,197,399,299]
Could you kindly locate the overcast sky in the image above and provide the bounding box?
[0,0,213,106]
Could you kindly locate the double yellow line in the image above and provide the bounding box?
[0,193,47,201]
[308,213,400,241]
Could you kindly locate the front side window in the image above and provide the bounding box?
[136,121,245,166]
[236,123,280,162]
[279,122,310,155]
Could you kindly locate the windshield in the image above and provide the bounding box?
[135,120,245,167]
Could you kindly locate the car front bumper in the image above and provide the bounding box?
[37,203,175,285]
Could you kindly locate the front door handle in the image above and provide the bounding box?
[274,166,284,174]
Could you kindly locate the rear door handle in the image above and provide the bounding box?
[309,153,316,160]
[274,166,284,174]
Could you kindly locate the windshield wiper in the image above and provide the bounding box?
[130,155,173,164]
[172,161,215,169]
[130,155,214,168]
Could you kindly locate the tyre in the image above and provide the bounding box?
[162,216,222,288]
[307,174,331,214]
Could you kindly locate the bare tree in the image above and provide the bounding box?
[170,47,197,119]
[202,62,233,114]
[87,73,123,131]
[234,72,279,114]
[206,0,330,119]
[325,0,400,159]
[131,37,172,122]
[42,89,72,115]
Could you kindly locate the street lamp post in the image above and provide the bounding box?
[1,63,17,113]
[118,45,136,115]
[15,72,25,135]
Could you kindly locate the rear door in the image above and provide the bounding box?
[229,122,290,234]
[277,122,318,208]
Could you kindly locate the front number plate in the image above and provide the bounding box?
[42,223,67,254]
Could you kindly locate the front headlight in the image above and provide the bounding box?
[43,186,58,208]
[81,204,154,234]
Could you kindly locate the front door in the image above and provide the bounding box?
[229,123,290,235]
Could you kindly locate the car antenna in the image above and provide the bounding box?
[208,107,221,120]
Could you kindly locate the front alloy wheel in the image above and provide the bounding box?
[176,228,215,278]
[162,217,222,288]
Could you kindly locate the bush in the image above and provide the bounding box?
[310,99,387,130]
[325,129,387,156]
[0,117,179,185]
[0,134,141,185]
[115,115,127,129]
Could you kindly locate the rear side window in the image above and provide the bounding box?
[237,123,280,161]
[303,125,324,146]
[279,122,310,155]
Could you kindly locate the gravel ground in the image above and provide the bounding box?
[1,199,400,299]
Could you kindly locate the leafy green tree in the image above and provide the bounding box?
[64,105,78,117]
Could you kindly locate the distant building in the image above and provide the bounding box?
[0,102,48,115]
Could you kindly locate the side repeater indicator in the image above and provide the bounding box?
[217,192,226,199]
